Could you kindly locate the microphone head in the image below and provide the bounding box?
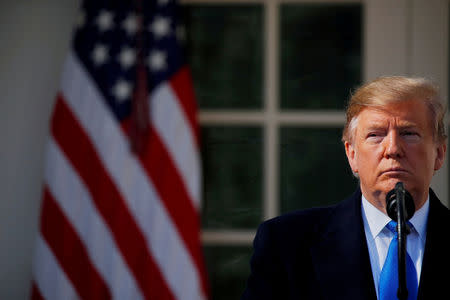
[386,187,415,221]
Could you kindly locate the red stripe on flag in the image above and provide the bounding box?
[40,187,111,299]
[169,66,200,146]
[30,282,45,300]
[51,95,175,300]
[139,127,209,295]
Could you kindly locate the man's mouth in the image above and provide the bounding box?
[381,168,409,176]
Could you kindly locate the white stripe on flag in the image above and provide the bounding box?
[150,83,201,209]
[60,51,206,300]
[45,138,144,300]
[33,235,80,300]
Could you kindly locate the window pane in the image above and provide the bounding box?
[204,246,252,300]
[280,4,362,109]
[279,127,357,213]
[183,5,263,109]
[201,126,263,229]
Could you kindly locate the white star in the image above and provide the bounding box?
[118,47,136,69]
[122,14,138,36]
[112,79,132,102]
[148,50,167,71]
[91,44,109,66]
[97,10,114,32]
[150,16,171,39]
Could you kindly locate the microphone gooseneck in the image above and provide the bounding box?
[385,182,415,300]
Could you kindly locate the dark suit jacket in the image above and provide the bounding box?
[241,188,450,300]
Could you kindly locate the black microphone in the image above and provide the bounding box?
[386,182,415,222]
[385,182,415,300]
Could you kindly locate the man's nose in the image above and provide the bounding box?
[384,131,404,158]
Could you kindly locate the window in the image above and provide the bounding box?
[183,1,362,298]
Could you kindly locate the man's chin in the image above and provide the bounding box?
[370,182,406,200]
[382,179,404,191]
[377,180,420,200]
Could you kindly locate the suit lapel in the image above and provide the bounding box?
[310,189,377,300]
[417,189,450,299]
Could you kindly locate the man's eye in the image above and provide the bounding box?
[366,133,383,141]
[402,131,418,137]
[401,131,421,141]
[367,132,382,138]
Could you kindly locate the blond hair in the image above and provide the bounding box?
[342,76,447,143]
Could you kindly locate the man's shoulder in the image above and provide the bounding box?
[429,189,450,220]
[256,204,340,246]
[256,189,362,242]
[264,205,334,231]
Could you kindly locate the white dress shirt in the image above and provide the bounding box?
[361,194,429,299]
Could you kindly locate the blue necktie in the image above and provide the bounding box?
[379,221,418,300]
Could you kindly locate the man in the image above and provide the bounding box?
[241,76,450,300]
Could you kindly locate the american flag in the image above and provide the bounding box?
[31,0,208,299]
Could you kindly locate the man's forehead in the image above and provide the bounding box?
[361,113,419,127]
[356,103,431,130]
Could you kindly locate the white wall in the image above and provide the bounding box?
[0,1,79,298]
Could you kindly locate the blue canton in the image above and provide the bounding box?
[73,0,186,121]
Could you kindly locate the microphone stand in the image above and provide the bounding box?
[394,182,408,300]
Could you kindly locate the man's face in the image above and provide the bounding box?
[345,100,446,212]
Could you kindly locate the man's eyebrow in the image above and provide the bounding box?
[398,125,418,130]
[396,121,419,129]
[364,124,386,131]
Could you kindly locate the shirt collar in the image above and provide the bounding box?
[361,195,390,239]
[361,194,429,242]
[409,197,429,243]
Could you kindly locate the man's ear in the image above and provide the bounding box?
[345,141,358,174]
[434,142,447,171]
